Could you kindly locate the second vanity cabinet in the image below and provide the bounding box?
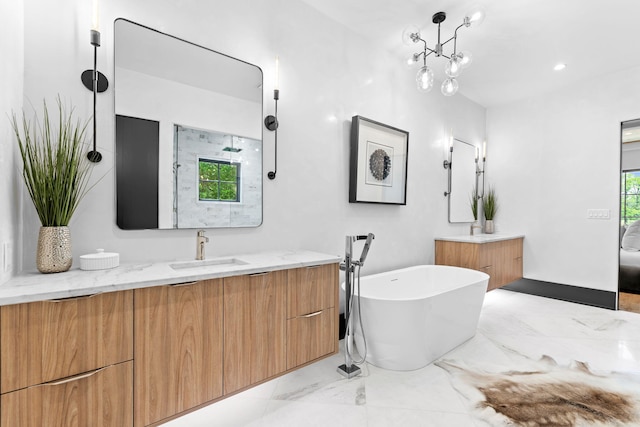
[435,236,523,290]
[0,291,134,426]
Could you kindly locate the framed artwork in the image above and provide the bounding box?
[349,116,409,204]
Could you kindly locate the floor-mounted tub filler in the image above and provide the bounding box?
[347,265,489,371]
[338,233,375,378]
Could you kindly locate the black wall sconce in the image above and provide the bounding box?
[476,141,486,198]
[81,22,109,163]
[443,134,453,196]
[264,57,279,180]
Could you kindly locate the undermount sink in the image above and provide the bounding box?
[170,258,249,270]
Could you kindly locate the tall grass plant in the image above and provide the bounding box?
[12,97,91,226]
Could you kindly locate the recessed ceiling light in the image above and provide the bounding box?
[553,63,567,71]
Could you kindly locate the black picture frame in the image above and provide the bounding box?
[349,116,409,204]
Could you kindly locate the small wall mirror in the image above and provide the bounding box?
[448,138,478,223]
[114,19,263,229]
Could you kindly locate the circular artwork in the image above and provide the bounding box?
[369,149,391,181]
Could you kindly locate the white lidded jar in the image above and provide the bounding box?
[80,249,120,271]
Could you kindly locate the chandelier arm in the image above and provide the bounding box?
[416,37,434,54]
[441,35,456,45]
[453,23,466,54]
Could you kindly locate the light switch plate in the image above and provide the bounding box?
[587,209,610,219]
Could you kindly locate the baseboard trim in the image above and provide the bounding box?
[501,278,617,310]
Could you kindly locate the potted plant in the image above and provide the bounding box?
[469,189,481,235]
[483,187,498,234]
[12,97,92,273]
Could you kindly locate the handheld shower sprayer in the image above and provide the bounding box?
[359,233,375,266]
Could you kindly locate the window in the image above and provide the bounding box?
[199,158,240,202]
[621,171,640,225]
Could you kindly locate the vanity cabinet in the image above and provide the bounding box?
[286,264,338,369]
[223,271,287,394]
[0,258,339,427]
[0,291,134,426]
[134,279,223,427]
[435,236,523,290]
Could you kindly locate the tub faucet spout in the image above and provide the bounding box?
[196,230,209,260]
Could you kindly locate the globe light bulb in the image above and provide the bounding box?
[457,51,473,68]
[464,10,485,27]
[416,66,434,92]
[441,78,459,96]
[406,53,420,67]
[445,56,462,77]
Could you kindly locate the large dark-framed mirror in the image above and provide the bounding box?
[114,18,263,230]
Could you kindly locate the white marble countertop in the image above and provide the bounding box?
[435,233,524,243]
[0,250,341,306]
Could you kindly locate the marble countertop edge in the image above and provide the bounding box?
[0,250,342,306]
[434,233,525,243]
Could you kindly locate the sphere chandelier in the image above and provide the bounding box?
[404,10,484,96]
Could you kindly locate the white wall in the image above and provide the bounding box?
[487,66,640,292]
[0,0,24,284]
[17,0,485,279]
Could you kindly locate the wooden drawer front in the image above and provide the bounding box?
[134,279,223,427]
[479,242,500,290]
[287,264,338,318]
[435,241,479,269]
[286,307,336,370]
[1,360,133,427]
[224,271,287,395]
[483,239,523,289]
[1,291,133,394]
[502,238,524,284]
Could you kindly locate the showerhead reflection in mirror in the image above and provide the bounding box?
[369,149,391,181]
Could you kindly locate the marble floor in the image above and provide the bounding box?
[164,289,640,426]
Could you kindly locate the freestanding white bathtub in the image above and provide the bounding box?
[345,265,489,371]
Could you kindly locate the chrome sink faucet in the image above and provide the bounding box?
[196,230,209,260]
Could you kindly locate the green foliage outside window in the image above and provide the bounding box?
[621,172,640,225]
[199,159,239,202]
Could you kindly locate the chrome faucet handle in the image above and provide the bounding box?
[196,230,208,260]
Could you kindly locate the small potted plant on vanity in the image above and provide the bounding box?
[469,189,482,235]
[12,97,92,273]
[483,187,498,234]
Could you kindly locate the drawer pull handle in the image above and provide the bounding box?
[306,265,323,269]
[169,281,198,287]
[49,292,102,303]
[44,367,106,386]
[301,310,323,318]
[249,272,269,277]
